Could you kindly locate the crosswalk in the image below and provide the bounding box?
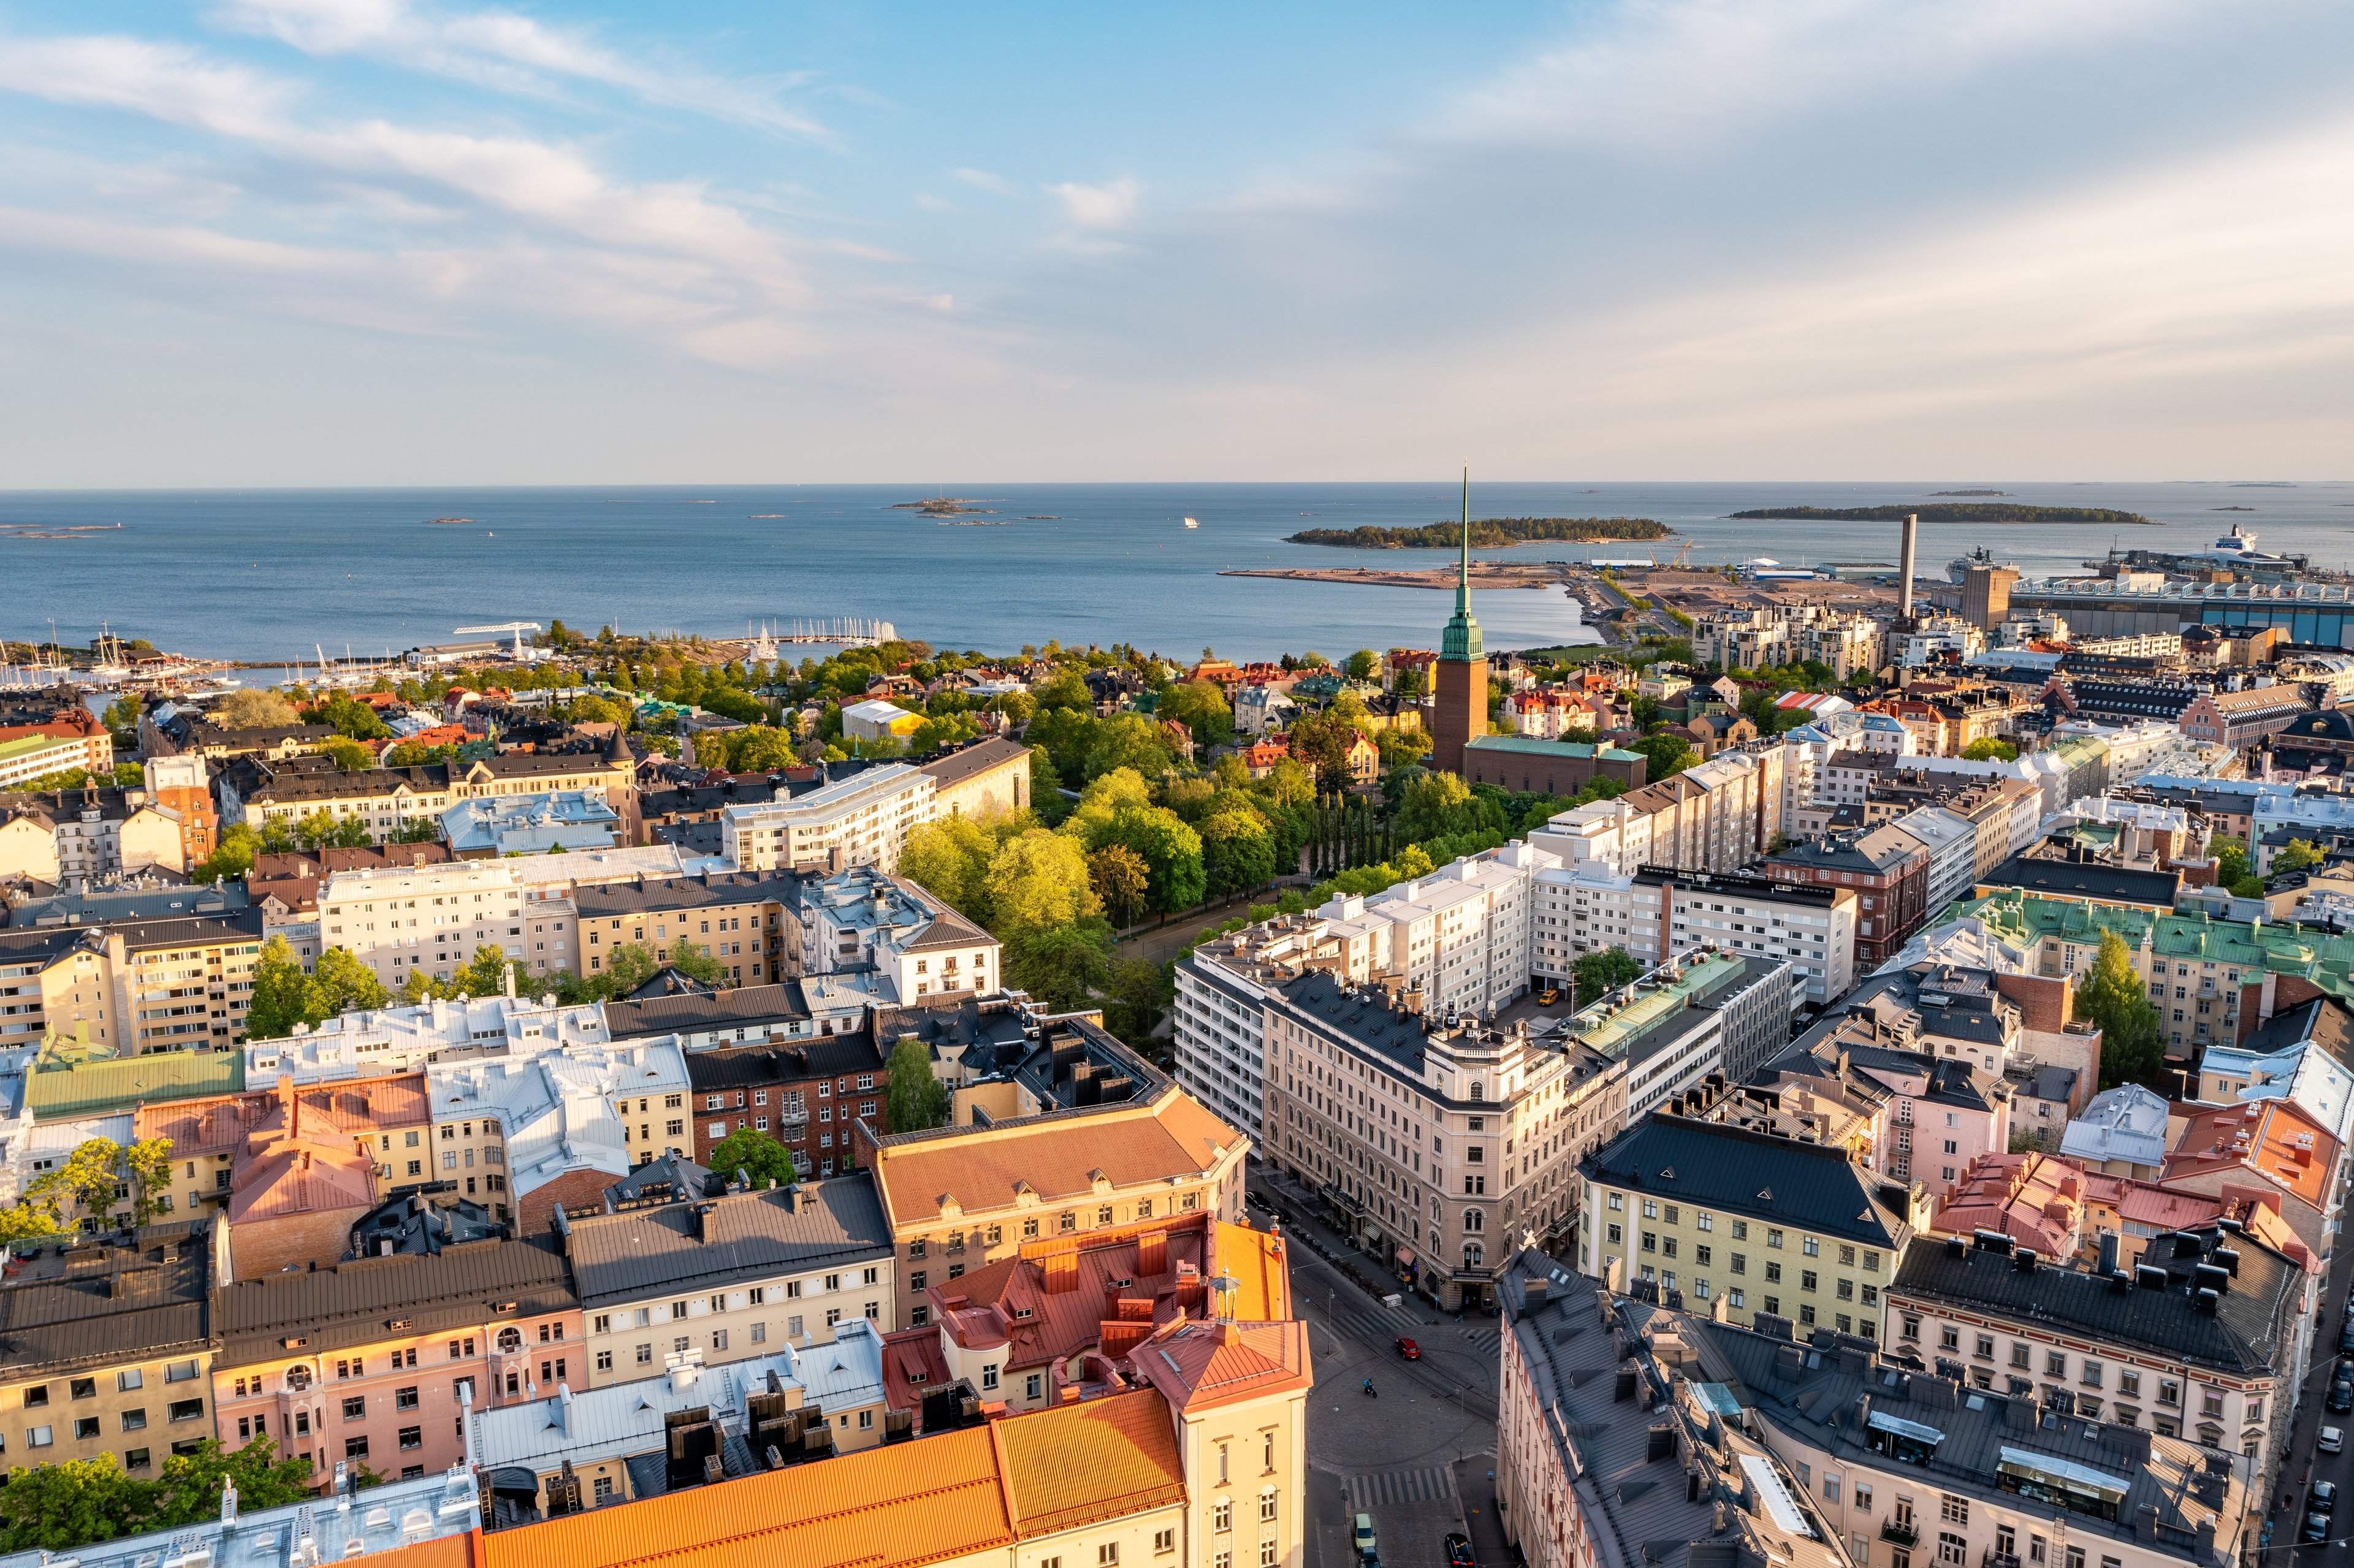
[1311,1297,1503,1358]
[1344,1465,1459,1506]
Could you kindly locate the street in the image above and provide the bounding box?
[1247,1184,1511,1568]
[2272,1223,2354,1568]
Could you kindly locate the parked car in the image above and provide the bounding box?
[1446,1534,1477,1568]
[2323,1426,2345,1456]
[1355,1515,1379,1563]
[1535,988,1561,1005]
[2328,1377,2353,1415]
[2316,1482,2340,1516]
[1396,1336,1422,1361]
[2304,1513,2333,1547]
[2338,1320,2354,1356]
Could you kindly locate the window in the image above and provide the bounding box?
[1214,1501,1233,1532]
[25,1425,52,1448]
[167,1399,204,1423]
[2045,1351,2065,1378]
[398,1426,422,1450]
[1099,1550,1119,1568]
[345,1436,370,1459]
[1940,1496,1967,1526]
[1156,1530,1176,1555]
[342,1397,367,1421]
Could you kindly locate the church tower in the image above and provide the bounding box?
[1430,470,1487,777]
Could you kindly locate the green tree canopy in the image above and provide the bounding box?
[883,1036,953,1133]
[241,935,318,1041]
[1571,946,1645,1007]
[2075,927,2163,1088]
[311,946,389,1018]
[1092,806,1206,913]
[1200,809,1276,899]
[707,1127,798,1189]
[216,689,300,729]
[901,813,1002,924]
[1156,681,1233,747]
[1032,669,1092,712]
[147,1437,313,1527]
[1088,843,1153,929]
[984,830,1102,935]
[1959,737,2019,762]
[1629,732,1696,783]
[1003,922,1114,1013]
[0,1455,151,1553]
[1345,649,1381,681]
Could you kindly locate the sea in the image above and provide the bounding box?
[4,481,2352,668]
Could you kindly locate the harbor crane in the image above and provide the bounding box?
[454,621,543,660]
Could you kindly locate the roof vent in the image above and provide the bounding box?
[2133,1265,2168,1291]
[2192,1287,2220,1315]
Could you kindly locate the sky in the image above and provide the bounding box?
[0,0,2348,486]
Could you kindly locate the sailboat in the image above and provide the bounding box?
[1183,516,1199,529]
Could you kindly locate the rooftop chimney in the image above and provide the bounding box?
[1899,513,1919,619]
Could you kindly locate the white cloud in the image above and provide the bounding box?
[1045,175,1137,230]
[213,0,830,138]
[950,167,1013,196]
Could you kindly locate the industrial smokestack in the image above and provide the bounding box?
[1899,512,1919,618]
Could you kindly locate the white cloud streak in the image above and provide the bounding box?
[213,0,829,139]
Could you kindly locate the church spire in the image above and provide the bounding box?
[1440,467,1482,663]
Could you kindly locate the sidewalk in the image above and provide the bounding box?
[1250,1167,1453,1326]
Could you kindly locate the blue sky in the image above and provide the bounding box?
[0,1,2348,485]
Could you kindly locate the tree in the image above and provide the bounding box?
[1156,681,1233,747]
[102,693,141,734]
[1200,809,1276,898]
[1286,715,1354,793]
[1571,947,1645,1007]
[661,935,725,986]
[593,942,664,997]
[884,1037,952,1133]
[121,1137,174,1228]
[902,814,1002,924]
[312,946,389,1018]
[1393,771,1488,844]
[26,1139,131,1229]
[305,695,391,740]
[1345,649,1381,682]
[242,935,318,1041]
[1102,957,1171,1049]
[215,689,300,729]
[1376,726,1434,771]
[2274,839,2326,875]
[452,944,514,999]
[1959,737,2019,762]
[0,1201,64,1244]
[320,736,375,772]
[1088,843,1152,929]
[0,1454,153,1553]
[2075,927,2163,1088]
[1081,714,1176,783]
[1032,669,1092,712]
[708,1127,798,1189]
[194,823,259,884]
[2212,834,2252,888]
[1629,732,1696,782]
[985,830,1102,935]
[1004,922,1113,1013]
[1094,807,1206,913]
[146,1437,313,1527]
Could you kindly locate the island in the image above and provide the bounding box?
[1288,516,1671,549]
[892,496,999,517]
[1726,503,2153,525]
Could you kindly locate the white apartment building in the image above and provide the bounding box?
[1884,806,1979,917]
[1693,604,1884,680]
[783,862,1001,1005]
[245,990,612,1087]
[429,1034,695,1227]
[1529,863,1857,1005]
[1173,840,1560,1137]
[316,860,581,989]
[1888,614,1986,667]
[720,764,936,873]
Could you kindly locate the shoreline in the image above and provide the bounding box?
[1218,566,1567,590]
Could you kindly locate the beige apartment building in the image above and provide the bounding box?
[861,1082,1249,1328]
[0,1222,215,1480]
[1261,971,1626,1309]
[720,763,937,873]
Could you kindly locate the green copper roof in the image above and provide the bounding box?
[1943,886,2354,1002]
[1465,735,1645,762]
[26,1044,245,1121]
[1441,468,1482,663]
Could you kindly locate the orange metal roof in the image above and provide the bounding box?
[999,1388,1186,1539]
[1129,1319,1311,1414]
[2163,1098,2339,1208]
[472,1424,1015,1568]
[872,1092,1241,1229]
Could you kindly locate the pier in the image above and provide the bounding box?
[753,618,898,649]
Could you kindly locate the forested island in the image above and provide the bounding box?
[1289,516,1672,549]
[1727,503,2152,525]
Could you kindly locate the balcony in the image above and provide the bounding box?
[1881,1524,1919,1549]
[1983,1553,2021,1568]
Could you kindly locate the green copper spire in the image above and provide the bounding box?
[1440,466,1482,662]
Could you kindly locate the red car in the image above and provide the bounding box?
[1396,1336,1421,1360]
